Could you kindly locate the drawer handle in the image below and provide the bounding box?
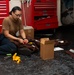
[43,14,48,16]
[43,10,47,12]
[46,23,50,26]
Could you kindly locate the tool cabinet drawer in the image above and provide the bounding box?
[34,10,56,16]
[34,17,58,30]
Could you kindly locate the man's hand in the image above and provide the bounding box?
[23,39,28,44]
[18,38,24,44]
[17,38,28,44]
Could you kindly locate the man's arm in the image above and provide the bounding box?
[20,29,26,39]
[20,29,28,43]
[3,30,19,41]
[3,29,25,44]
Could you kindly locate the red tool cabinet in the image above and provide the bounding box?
[0,0,9,32]
[22,0,58,30]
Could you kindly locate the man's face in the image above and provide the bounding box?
[12,10,22,20]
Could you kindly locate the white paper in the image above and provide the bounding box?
[69,49,74,53]
[54,47,64,51]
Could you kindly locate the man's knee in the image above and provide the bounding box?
[8,43,17,52]
[0,34,5,41]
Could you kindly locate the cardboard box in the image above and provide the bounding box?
[24,26,34,39]
[40,38,54,60]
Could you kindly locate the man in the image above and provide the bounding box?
[0,6,30,55]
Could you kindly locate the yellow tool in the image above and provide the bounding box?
[12,53,21,64]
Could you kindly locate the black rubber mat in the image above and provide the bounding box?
[0,51,74,75]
